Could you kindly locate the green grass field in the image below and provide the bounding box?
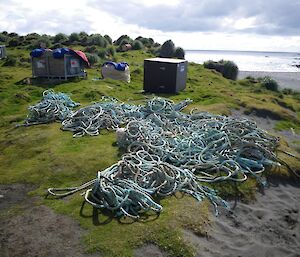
[0,47,299,256]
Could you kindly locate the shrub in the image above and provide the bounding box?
[132,40,144,50]
[88,34,108,48]
[104,35,112,45]
[245,76,257,83]
[149,47,161,56]
[203,60,238,80]
[261,76,279,91]
[135,37,154,47]
[223,61,238,80]
[98,49,107,59]
[86,53,99,65]
[69,33,80,43]
[115,35,132,45]
[174,47,185,59]
[159,39,175,58]
[282,88,297,95]
[53,33,68,43]
[119,38,130,46]
[52,43,63,49]
[85,45,97,53]
[106,46,116,57]
[8,38,20,47]
[0,34,7,43]
[3,56,17,66]
[31,36,51,49]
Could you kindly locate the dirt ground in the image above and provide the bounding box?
[0,184,99,257]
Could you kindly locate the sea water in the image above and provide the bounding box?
[185,50,300,72]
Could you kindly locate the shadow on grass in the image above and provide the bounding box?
[79,199,161,226]
[15,77,85,89]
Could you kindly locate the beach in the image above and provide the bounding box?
[185,49,300,91]
[238,71,300,91]
[185,178,300,257]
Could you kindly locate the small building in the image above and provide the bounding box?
[31,48,89,80]
[0,45,7,59]
[143,58,188,93]
[121,44,132,52]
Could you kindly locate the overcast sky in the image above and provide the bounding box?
[1,0,300,51]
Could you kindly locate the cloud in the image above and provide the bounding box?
[0,0,92,35]
[1,0,300,51]
[89,0,300,36]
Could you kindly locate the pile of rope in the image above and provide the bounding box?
[46,95,280,218]
[119,101,279,185]
[48,150,229,218]
[61,98,144,137]
[18,89,79,126]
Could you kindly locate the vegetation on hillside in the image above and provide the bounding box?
[0,31,185,64]
[0,32,299,257]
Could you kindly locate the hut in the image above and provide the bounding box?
[121,44,132,52]
[0,45,7,59]
[31,48,89,80]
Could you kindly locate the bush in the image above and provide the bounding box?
[203,60,239,80]
[85,45,97,53]
[69,32,80,43]
[3,56,17,66]
[159,39,175,58]
[223,61,238,80]
[0,34,7,43]
[261,76,279,91]
[52,43,63,49]
[86,53,99,65]
[132,40,144,50]
[245,76,257,83]
[106,46,116,57]
[53,33,68,43]
[282,88,295,95]
[31,36,51,49]
[8,38,20,47]
[104,35,112,45]
[135,37,154,47]
[115,35,132,45]
[98,49,107,59]
[174,47,185,59]
[119,38,130,46]
[88,34,108,48]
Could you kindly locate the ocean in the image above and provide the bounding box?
[185,50,300,72]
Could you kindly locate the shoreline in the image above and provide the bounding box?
[238,71,300,91]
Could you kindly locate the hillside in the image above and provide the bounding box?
[0,46,299,257]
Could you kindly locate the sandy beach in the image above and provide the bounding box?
[238,71,300,91]
[186,178,300,257]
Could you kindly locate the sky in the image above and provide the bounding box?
[1,0,300,52]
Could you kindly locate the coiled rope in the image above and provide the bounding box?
[17,89,79,126]
[44,94,283,218]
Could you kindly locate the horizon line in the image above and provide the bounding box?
[185,49,300,54]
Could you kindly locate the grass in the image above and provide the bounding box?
[0,47,299,256]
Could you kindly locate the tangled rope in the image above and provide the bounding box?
[61,100,143,137]
[18,89,79,126]
[45,96,281,218]
[118,106,279,186]
[48,150,229,218]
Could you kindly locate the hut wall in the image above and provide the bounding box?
[32,53,85,79]
[0,45,7,59]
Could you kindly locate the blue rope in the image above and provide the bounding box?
[46,96,280,218]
